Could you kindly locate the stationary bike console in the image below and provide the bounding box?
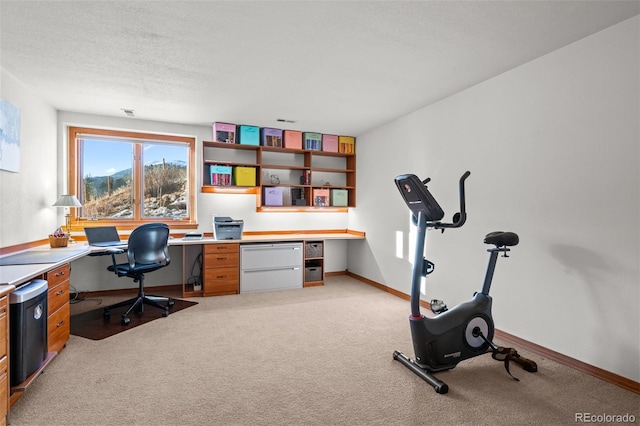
[395,171,470,230]
[395,174,445,222]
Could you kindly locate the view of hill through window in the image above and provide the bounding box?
[80,139,188,219]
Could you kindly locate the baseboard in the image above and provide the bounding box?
[345,271,431,309]
[494,329,640,394]
[345,270,640,394]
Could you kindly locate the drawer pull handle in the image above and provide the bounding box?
[56,320,65,328]
[55,271,66,277]
[55,289,66,296]
[216,275,227,279]
[216,257,228,261]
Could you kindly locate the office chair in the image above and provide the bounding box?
[103,223,174,325]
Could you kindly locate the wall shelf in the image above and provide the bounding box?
[201,141,356,209]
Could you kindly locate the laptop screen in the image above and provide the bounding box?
[84,226,122,246]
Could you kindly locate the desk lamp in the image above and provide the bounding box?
[52,195,82,243]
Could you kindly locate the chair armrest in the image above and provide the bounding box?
[105,248,126,255]
[106,248,127,273]
[88,247,126,256]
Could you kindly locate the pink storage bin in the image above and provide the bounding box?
[322,134,338,152]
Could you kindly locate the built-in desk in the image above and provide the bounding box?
[1,231,365,295]
[177,232,364,297]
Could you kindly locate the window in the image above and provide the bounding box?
[68,127,196,229]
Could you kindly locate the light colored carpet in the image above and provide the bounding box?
[8,276,639,425]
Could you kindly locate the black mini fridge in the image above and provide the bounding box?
[10,279,48,386]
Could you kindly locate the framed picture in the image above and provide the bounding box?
[0,98,20,172]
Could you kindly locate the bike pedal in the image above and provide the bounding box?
[430,299,448,314]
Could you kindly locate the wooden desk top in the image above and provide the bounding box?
[0,231,365,287]
[0,245,90,287]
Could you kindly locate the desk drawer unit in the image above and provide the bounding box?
[240,243,303,293]
[204,243,239,296]
[45,264,70,354]
[47,303,70,354]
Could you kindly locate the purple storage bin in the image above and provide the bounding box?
[261,128,283,147]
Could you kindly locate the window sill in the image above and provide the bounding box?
[69,220,198,232]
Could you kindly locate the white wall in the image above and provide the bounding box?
[0,69,59,247]
[348,17,639,381]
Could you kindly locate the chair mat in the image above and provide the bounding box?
[70,298,198,340]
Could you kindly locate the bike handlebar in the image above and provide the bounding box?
[434,171,470,230]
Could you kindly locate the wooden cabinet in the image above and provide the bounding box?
[203,244,239,296]
[45,264,70,354]
[0,294,8,425]
[304,241,324,287]
[201,141,356,209]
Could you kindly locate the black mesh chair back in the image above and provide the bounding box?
[123,223,171,274]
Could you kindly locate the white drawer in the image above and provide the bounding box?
[240,267,303,293]
[240,243,303,270]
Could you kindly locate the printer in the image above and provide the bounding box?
[213,216,244,240]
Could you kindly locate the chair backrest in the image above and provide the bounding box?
[126,223,171,269]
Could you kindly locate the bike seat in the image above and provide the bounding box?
[484,231,519,247]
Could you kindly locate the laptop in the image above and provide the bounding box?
[84,226,124,247]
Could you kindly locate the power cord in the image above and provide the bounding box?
[69,284,103,305]
[187,252,203,291]
[69,283,82,303]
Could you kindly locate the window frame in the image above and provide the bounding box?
[68,126,197,231]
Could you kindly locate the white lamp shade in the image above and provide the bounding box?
[52,195,82,207]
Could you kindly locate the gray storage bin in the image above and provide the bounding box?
[305,266,323,282]
[305,242,323,258]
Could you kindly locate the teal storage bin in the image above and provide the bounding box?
[239,125,260,146]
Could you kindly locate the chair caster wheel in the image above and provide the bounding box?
[104,310,111,319]
[121,316,131,325]
[168,298,175,307]
[162,309,169,317]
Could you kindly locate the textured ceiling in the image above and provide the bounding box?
[1,1,639,136]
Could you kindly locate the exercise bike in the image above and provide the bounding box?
[392,171,536,394]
